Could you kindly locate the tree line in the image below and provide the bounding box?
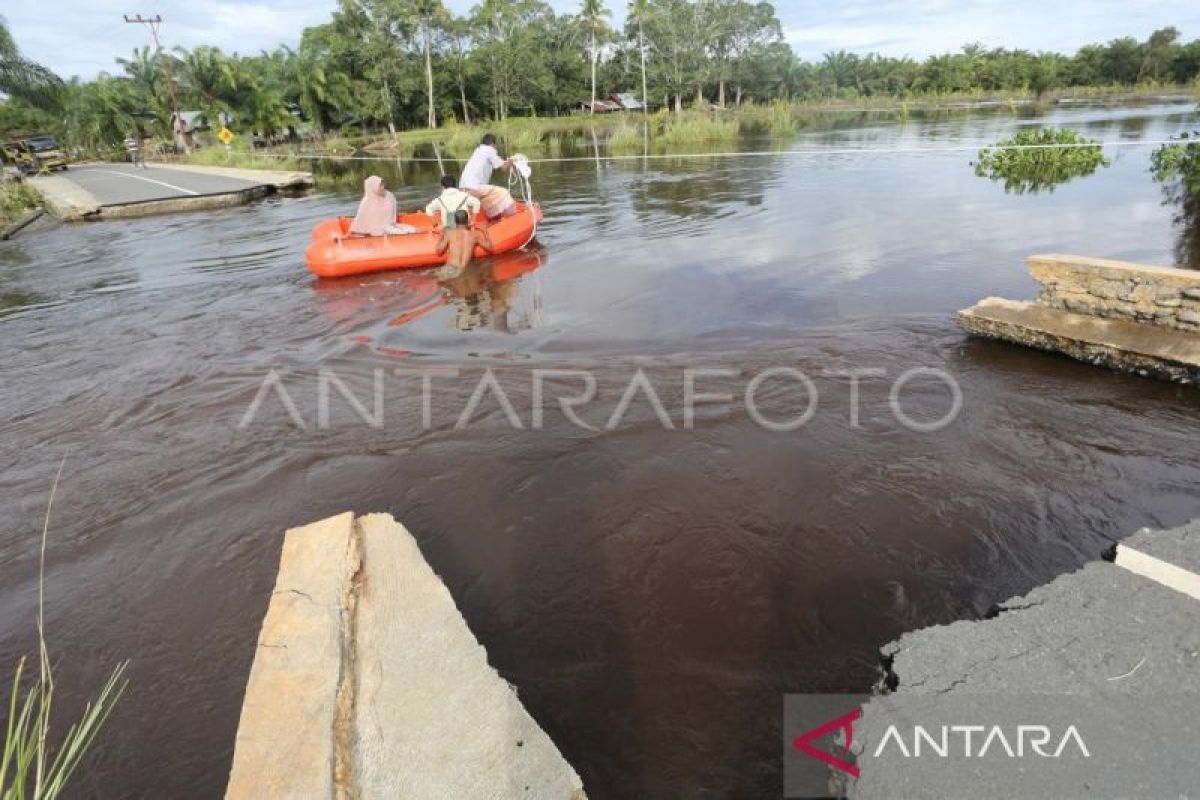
[1,4,1199,153]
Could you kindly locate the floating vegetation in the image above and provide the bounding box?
[973,127,1110,194]
[1151,130,1200,194]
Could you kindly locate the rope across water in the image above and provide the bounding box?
[228,138,1189,165]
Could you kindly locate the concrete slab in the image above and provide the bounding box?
[353,513,586,800]
[226,512,359,799]
[879,559,1200,694]
[29,162,312,221]
[27,173,101,220]
[959,297,1200,383]
[66,164,261,205]
[150,161,312,190]
[226,513,585,800]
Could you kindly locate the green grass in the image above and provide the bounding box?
[766,100,798,136]
[655,112,740,148]
[177,145,306,172]
[0,182,46,227]
[606,123,647,153]
[2,461,128,800]
[502,127,544,155]
[444,125,482,157]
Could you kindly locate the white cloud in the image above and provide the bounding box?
[4,0,1200,80]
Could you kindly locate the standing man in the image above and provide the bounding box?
[460,133,517,219]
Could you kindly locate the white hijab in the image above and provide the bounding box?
[350,175,397,235]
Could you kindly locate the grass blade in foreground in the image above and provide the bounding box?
[1,460,130,800]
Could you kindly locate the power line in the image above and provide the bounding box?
[225,138,1189,165]
[124,13,187,153]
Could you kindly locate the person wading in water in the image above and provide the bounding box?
[434,209,494,279]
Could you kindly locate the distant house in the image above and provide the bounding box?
[577,99,622,114]
[577,94,654,114]
[609,93,646,111]
[173,110,235,133]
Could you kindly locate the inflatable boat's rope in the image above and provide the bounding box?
[508,154,538,251]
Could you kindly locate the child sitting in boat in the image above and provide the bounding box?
[434,210,493,280]
[426,175,481,228]
[350,175,417,236]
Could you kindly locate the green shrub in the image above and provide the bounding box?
[974,127,1110,194]
[656,112,739,148]
[1151,131,1200,196]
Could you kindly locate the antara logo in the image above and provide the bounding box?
[791,710,1091,780]
[873,724,1091,758]
[791,709,862,778]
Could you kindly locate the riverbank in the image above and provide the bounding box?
[0,181,46,232]
[332,85,1200,151]
[171,86,1198,176]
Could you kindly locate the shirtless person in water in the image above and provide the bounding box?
[434,209,493,279]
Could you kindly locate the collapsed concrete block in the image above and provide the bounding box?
[226,513,586,800]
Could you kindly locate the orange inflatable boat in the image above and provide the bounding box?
[305,202,543,278]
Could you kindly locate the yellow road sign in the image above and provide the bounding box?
[217,127,234,145]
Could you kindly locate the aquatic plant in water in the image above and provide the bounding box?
[973,127,1109,194]
[1151,131,1200,195]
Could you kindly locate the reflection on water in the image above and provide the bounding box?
[1170,188,1200,268]
[1,101,1199,799]
[313,248,549,349]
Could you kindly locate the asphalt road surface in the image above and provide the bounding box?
[65,163,265,206]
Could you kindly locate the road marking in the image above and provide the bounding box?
[1115,544,1200,602]
[83,168,201,196]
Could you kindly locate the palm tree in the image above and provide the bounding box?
[579,0,610,114]
[628,0,650,114]
[0,16,62,109]
[116,46,159,98]
[62,75,140,152]
[172,46,238,128]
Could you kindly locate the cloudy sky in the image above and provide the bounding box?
[5,0,1199,81]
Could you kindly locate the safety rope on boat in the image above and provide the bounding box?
[507,154,538,251]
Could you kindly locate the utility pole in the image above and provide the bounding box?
[124,14,188,153]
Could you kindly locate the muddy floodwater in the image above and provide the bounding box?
[2,101,1200,798]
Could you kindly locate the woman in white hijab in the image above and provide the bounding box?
[350,175,411,235]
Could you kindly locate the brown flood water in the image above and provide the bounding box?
[2,102,1199,798]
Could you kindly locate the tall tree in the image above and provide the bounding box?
[404,0,447,128]
[628,0,650,112]
[580,0,610,113]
